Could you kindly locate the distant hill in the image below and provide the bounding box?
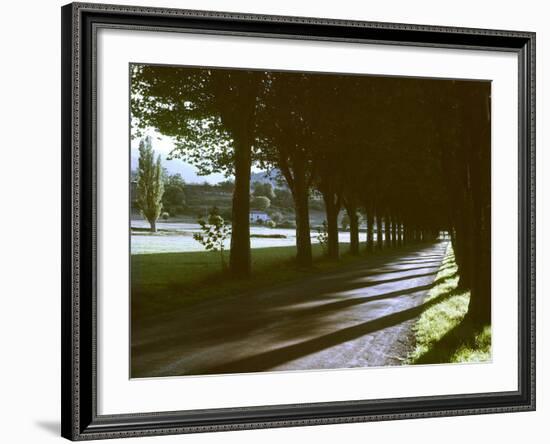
[130,149,226,185]
[250,170,287,189]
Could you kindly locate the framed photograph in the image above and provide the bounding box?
[61,2,535,440]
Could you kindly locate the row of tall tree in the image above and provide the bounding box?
[131,65,490,325]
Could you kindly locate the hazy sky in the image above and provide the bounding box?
[130,130,227,184]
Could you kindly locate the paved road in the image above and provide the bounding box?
[132,241,448,378]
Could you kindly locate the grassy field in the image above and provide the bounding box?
[407,244,491,364]
[131,243,381,322]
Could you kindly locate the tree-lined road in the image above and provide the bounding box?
[133,66,490,322]
[131,241,448,378]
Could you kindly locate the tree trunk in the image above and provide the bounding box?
[466,242,490,325]
[366,209,374,253]
[216,72,262,278]
[346,204,360,255]
[323,192,340,259]
[376,213,384,250]
[149,219,156,233]
[229,138,252,277]
[450,227,456,248]
[386,213,392,248]
[392,216,397,247]
[466,204,491,325]
[292,170,313,267]
[454,195,473,291]
[465,108,491,326]
[397,220,403,247]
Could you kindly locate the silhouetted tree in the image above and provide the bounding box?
[255,73,317,267]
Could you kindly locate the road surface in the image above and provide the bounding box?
[132,241,448,377]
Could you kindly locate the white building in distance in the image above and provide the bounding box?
[249,210,271,224]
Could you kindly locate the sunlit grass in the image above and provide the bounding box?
[407,243,491,364]
[452,326,491,362]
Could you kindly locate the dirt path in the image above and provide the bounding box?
[132,241,448,377]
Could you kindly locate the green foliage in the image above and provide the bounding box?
[278,220,296,229]
[271,188,293,209]
[217,180,235,193]
[131,65,229,175]
[251,195,271,211]
[217,208,233,222]
[182,183,233,217]
[252,181,275,199]
[316,221,329,253]
[162,173,186,215]
[131,64,265,177]
[136,136,164,232]
[193,209,231,268]
[308,198,325,212]
[269,211,283,224]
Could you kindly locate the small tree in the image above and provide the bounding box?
[251,196,271,211]
[252,181,275,199]
[136,136,164,232]
[316,221,329,254]
[193,209,231,269]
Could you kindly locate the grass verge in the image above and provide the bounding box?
[407,244,491,364]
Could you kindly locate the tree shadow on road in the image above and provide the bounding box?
[270,270,458,326]
[132,243,451,377]
[194,287,458,375]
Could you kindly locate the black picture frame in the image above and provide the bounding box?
[61,2,536,440]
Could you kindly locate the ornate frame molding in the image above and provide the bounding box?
[61,2,535,440]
